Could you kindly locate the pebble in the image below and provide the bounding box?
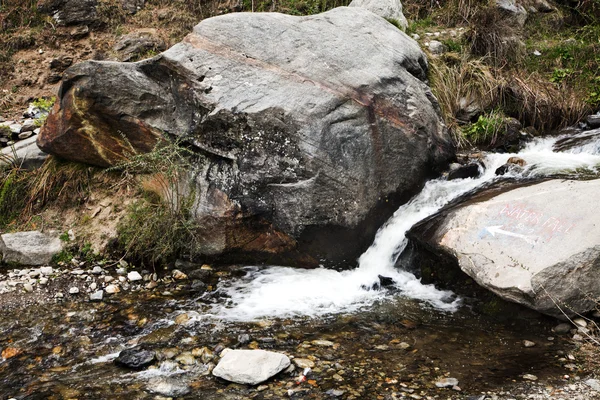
[573,318,587,328]
[69,287,80,294]
[90,290,104,301]
[435,377,459,388]
[28,269,40,278]
[40,266,53,275]
[553,323,572,334]
[523,340,536,348]
[128,271,143,281]
[311,339,334,347]
[104,276,114,283]
[91,266,103,274]
[39,278,48,285]
[523,374,538,381]
[172,269,187,280]
[71,269,84,275]
[293,358,315,368]
[90,282,97,290]
[23,283,33,292]
[105,284,120,294]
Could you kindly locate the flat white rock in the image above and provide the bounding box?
[212,349,290,385]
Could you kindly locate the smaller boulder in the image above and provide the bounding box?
[113,29,166,62]
[212,349,290,385]
[586,114,600,129]
[349,0,408,31]
[0,231,62,266]
[428,40,447,55]
[447,163,482,180]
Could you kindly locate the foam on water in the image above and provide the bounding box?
[211,132,600,321]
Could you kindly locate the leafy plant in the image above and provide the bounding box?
[462,110,505,145]
[32,96,55,112]
[550,68,573,84]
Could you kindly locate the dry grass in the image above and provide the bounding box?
[429,55,503,146]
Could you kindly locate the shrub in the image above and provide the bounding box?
[462,110,505,145]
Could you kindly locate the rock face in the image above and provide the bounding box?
[409,179,600,318]
[349,0,408,30]
[38,7,454,266]
[0,231,63,266]
[37,0,99,26]
[212,349,290,385]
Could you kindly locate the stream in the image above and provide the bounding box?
[2,128,600,399]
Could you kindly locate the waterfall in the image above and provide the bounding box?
[212,130,600,321]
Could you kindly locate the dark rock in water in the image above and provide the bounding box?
[115,346,156,369]
[378,275,395,287]
[553,128,600,153]
[39,7,454,267]
[190,280,207,293]
[495,157,526,176]
[448,163,481,180]
[187,269,212,281]
[586,114,600,129]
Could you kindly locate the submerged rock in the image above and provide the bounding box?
[0,231,62,266]
[212,349,290,385]
[38,7,454,267]
[409,179,600,317]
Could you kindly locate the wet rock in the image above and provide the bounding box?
[447,163,481,180]
[409,179,600,318]
[188,269,211,281]
[348,0,408,30]
[325,389,346,397]
[172,269,187,280]
[175,352,196,365]
[523,374,538,381]
[586,114,600,129]
[0,231,62,266]
[312,340,335,347]
[523,340,536,348]
[435,377,459,388]
[190,280,207,293]
[114,346,156,370]
[146,376,191,396]
[39,7,454,268]
[212,349,291,385]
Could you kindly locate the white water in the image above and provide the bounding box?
[212,131,600,321]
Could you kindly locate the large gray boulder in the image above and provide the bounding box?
[349,0,408,30]
[0,231,63,266]
[212,349,290,385]
[409,179,600,318]
[38,7,454,266]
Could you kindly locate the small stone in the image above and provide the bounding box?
[553,323,572,334]
[28,269,41,278]
[23,283,33,292]
[523,340,536,348]
[293,358,315,369]
[146,281,158,289]
[128,271,143,281]
[90,282,97,290]
[311,339,334,347]
[90,290,103,301]
[105,284,120,294]
[115,346,156,369]
[573,318,587,328]
[533,50,541,56]
[175,352,196,365]
[91,266,103,274]
[1,347,21,359]
[523,374,538,381]
[40,266,53,275]
[435,378,459,388]
[104,276,114,283]
[212,349,291,385]
[18,131,33,140]
[39,277,48,285]
[200,264,212,270]
[257,385,269,391]
[69,287,79,294]
[572,334,583,341]
[71,269,84,275]
[325,389,345,397]
[119,276,127,283]
[171,269,187,280]
[585,378,600,391]
[55,292,63,298]
[398,342,411,350]
[175,313,190,325]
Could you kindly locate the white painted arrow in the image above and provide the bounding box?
[485,225,537,245]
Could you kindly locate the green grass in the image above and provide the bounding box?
[462,110,505,145]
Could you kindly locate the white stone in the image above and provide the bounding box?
[212,349,291,385]
[0,231,63,266]
[23,283,34,292]
[105,284,120,294]
[40,266,53,275]
[348,0,408,31]
[128,271,143,281]
[435,377,459,388]
[39,277,48,285]
[90,290,104,301]
[69,287,80,294]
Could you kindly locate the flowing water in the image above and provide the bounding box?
[212,128,600,321]
[2,129,600,399]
